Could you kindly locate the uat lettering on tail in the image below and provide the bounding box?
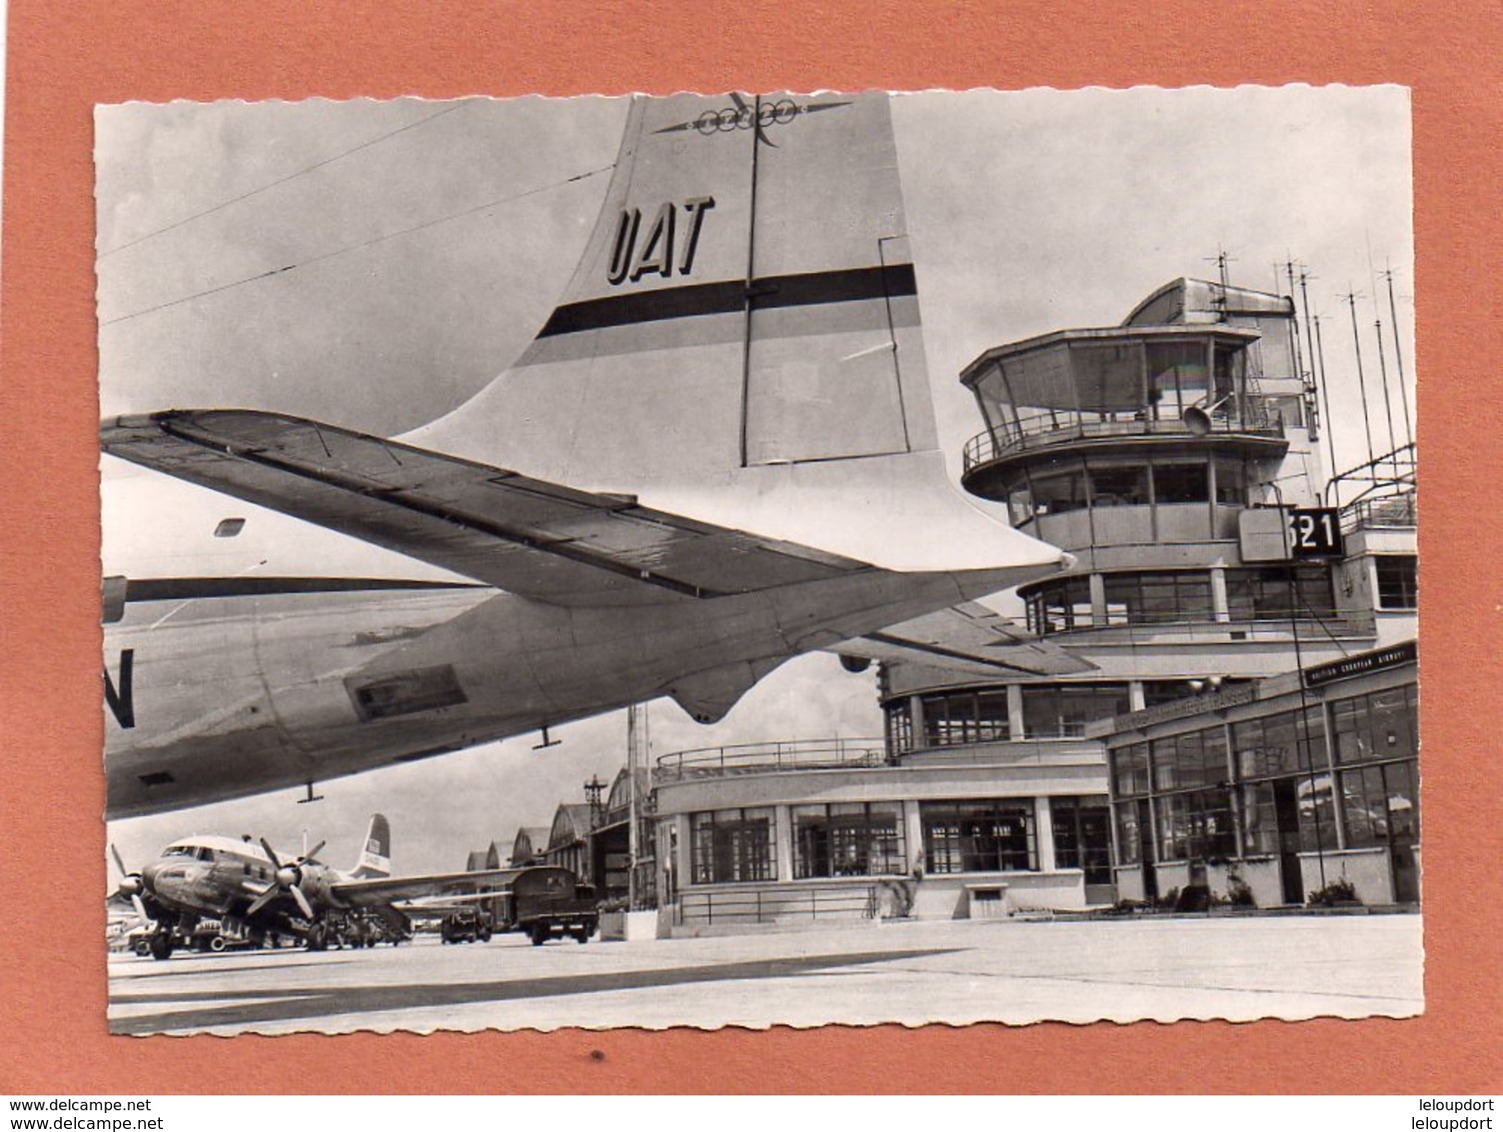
[100,92,1080,819]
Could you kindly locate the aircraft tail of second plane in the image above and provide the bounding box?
[349,813,392,878]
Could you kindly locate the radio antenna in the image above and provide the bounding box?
[1341,287,1378,468]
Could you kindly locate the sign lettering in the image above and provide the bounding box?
[607,196,715,285]
[1287,508,1343,557]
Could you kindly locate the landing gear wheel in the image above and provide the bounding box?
[571,927,589,943]
[306,923,328,951]
[530,924,548,946]
[149,932,173,961]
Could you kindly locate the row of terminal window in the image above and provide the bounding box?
[688,797,1112,884]
[1112,759,1419,864]
[1006,455,1251,523]
[884,681,1254,752]
[1020,557,1416,635]
[1109,684,1419,862]
[683,686,1416,878]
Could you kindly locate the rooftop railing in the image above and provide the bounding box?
[962,408,1285,473]
[1341,490,1417,533]
[655,738,888,781]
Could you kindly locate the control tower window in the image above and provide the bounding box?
[1103,572,1214,625]
[1212,455,1249,505]
[1375,555,1418,610]
[1025,576,1091,635]
[1007,483,1035,526]
[1152,462,1210,504]
[1225,565,1335,622]
[1213,343,1245,402]
[1030,465,1088,514]
[1145,341,1209,421]
[1090,465,1148,507]
[1258,394,1304,428]
[1069,342,1144,415]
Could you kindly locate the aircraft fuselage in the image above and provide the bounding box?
[103,562,998,818]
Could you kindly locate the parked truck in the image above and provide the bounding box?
[495,866,598,945]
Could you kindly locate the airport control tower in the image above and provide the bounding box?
[877,274,1418,908]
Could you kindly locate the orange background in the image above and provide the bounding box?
[2,0,1498,1094]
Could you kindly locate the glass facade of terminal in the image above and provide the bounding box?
[1107,679,1418,901]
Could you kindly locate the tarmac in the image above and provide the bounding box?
[107,912,1423,1035]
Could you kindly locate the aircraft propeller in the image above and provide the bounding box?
[109,843,150,923]
[245,838,326,920]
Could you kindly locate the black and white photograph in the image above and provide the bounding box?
[98,86,1419,1036]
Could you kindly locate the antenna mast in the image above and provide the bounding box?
[1341,287,1378,468]
[1382,266,1416,450]
[1284,258,1313,440]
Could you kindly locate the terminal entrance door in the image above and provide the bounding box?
[1137,799,1158,904]
[1391,842,1420,903]
[1272,779,1305,905]
[1386,767,1421,903]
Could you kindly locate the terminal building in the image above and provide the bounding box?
[508,276,1417,933]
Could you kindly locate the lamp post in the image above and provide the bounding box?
[1266,479,1329,897]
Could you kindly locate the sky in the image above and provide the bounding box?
[98,86,1414,879]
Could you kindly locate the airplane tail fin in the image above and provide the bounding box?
[350,813,392,878]
[414,91,936,484]
[409,91,1064,577]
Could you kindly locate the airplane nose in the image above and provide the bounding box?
[141,860,189,898]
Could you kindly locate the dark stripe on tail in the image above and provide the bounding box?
[537,264,918,338]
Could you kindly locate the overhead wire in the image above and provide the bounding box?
[98,102,469,258]
[100,163,615,327]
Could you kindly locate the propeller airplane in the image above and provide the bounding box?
[109,814,517,958]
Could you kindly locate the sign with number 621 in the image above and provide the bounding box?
[1287,508,1343,557]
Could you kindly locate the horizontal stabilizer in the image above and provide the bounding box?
[102,410,873,608]
[835,602,1096,677]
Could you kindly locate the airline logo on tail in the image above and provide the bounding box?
[607,196,715,285]
[651,95,854,146]
[351,814,392,879]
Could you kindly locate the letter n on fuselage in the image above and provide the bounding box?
[105,648,135,729]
